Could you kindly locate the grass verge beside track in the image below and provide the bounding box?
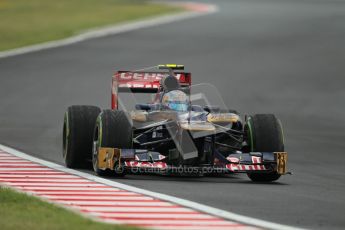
[0,187,140,230]
[0,0,181,51]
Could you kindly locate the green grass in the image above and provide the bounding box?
[0,187,140,230]
[0,0,181,51]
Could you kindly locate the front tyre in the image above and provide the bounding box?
[63,105,101,168]
[92,110,132,176]
[246,114,284,182]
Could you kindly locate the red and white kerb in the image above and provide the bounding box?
[0,149,259,230]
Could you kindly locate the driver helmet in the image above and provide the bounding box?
[162,90,189,112]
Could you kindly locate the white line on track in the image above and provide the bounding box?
[0,2,218,59]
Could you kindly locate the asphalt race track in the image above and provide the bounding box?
[1,0,345,229]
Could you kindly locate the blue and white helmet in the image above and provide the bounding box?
[162,90,188,112]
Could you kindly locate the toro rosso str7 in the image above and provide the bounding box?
[63,64,289,182]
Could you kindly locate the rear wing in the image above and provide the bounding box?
[111,71,191,109]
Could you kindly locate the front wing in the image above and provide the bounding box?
[96,148,288,176]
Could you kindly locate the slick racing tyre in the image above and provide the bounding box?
[93,110,132,176]
[63,105,101,168]
[246,114,284,182]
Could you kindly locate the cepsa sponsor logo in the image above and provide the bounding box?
[116,73,183,88]
[119,72,174,81]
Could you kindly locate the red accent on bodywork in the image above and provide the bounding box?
[124,161,168,169]
[111,71,191,109]
[226,163,266,172]
[251,156,262,164]
[111,77,118,109]
[226,157,240,163]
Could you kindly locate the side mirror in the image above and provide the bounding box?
[135,104,151,111]
[204,105,220,113]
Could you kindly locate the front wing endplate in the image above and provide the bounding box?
[98,148,121,170]
[275,152,288,175]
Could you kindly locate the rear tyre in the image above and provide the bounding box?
[93,110,132,176]
[63,105,101,168]
[246,114,284,182]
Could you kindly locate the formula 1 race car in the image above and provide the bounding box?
[63,64,288,182]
